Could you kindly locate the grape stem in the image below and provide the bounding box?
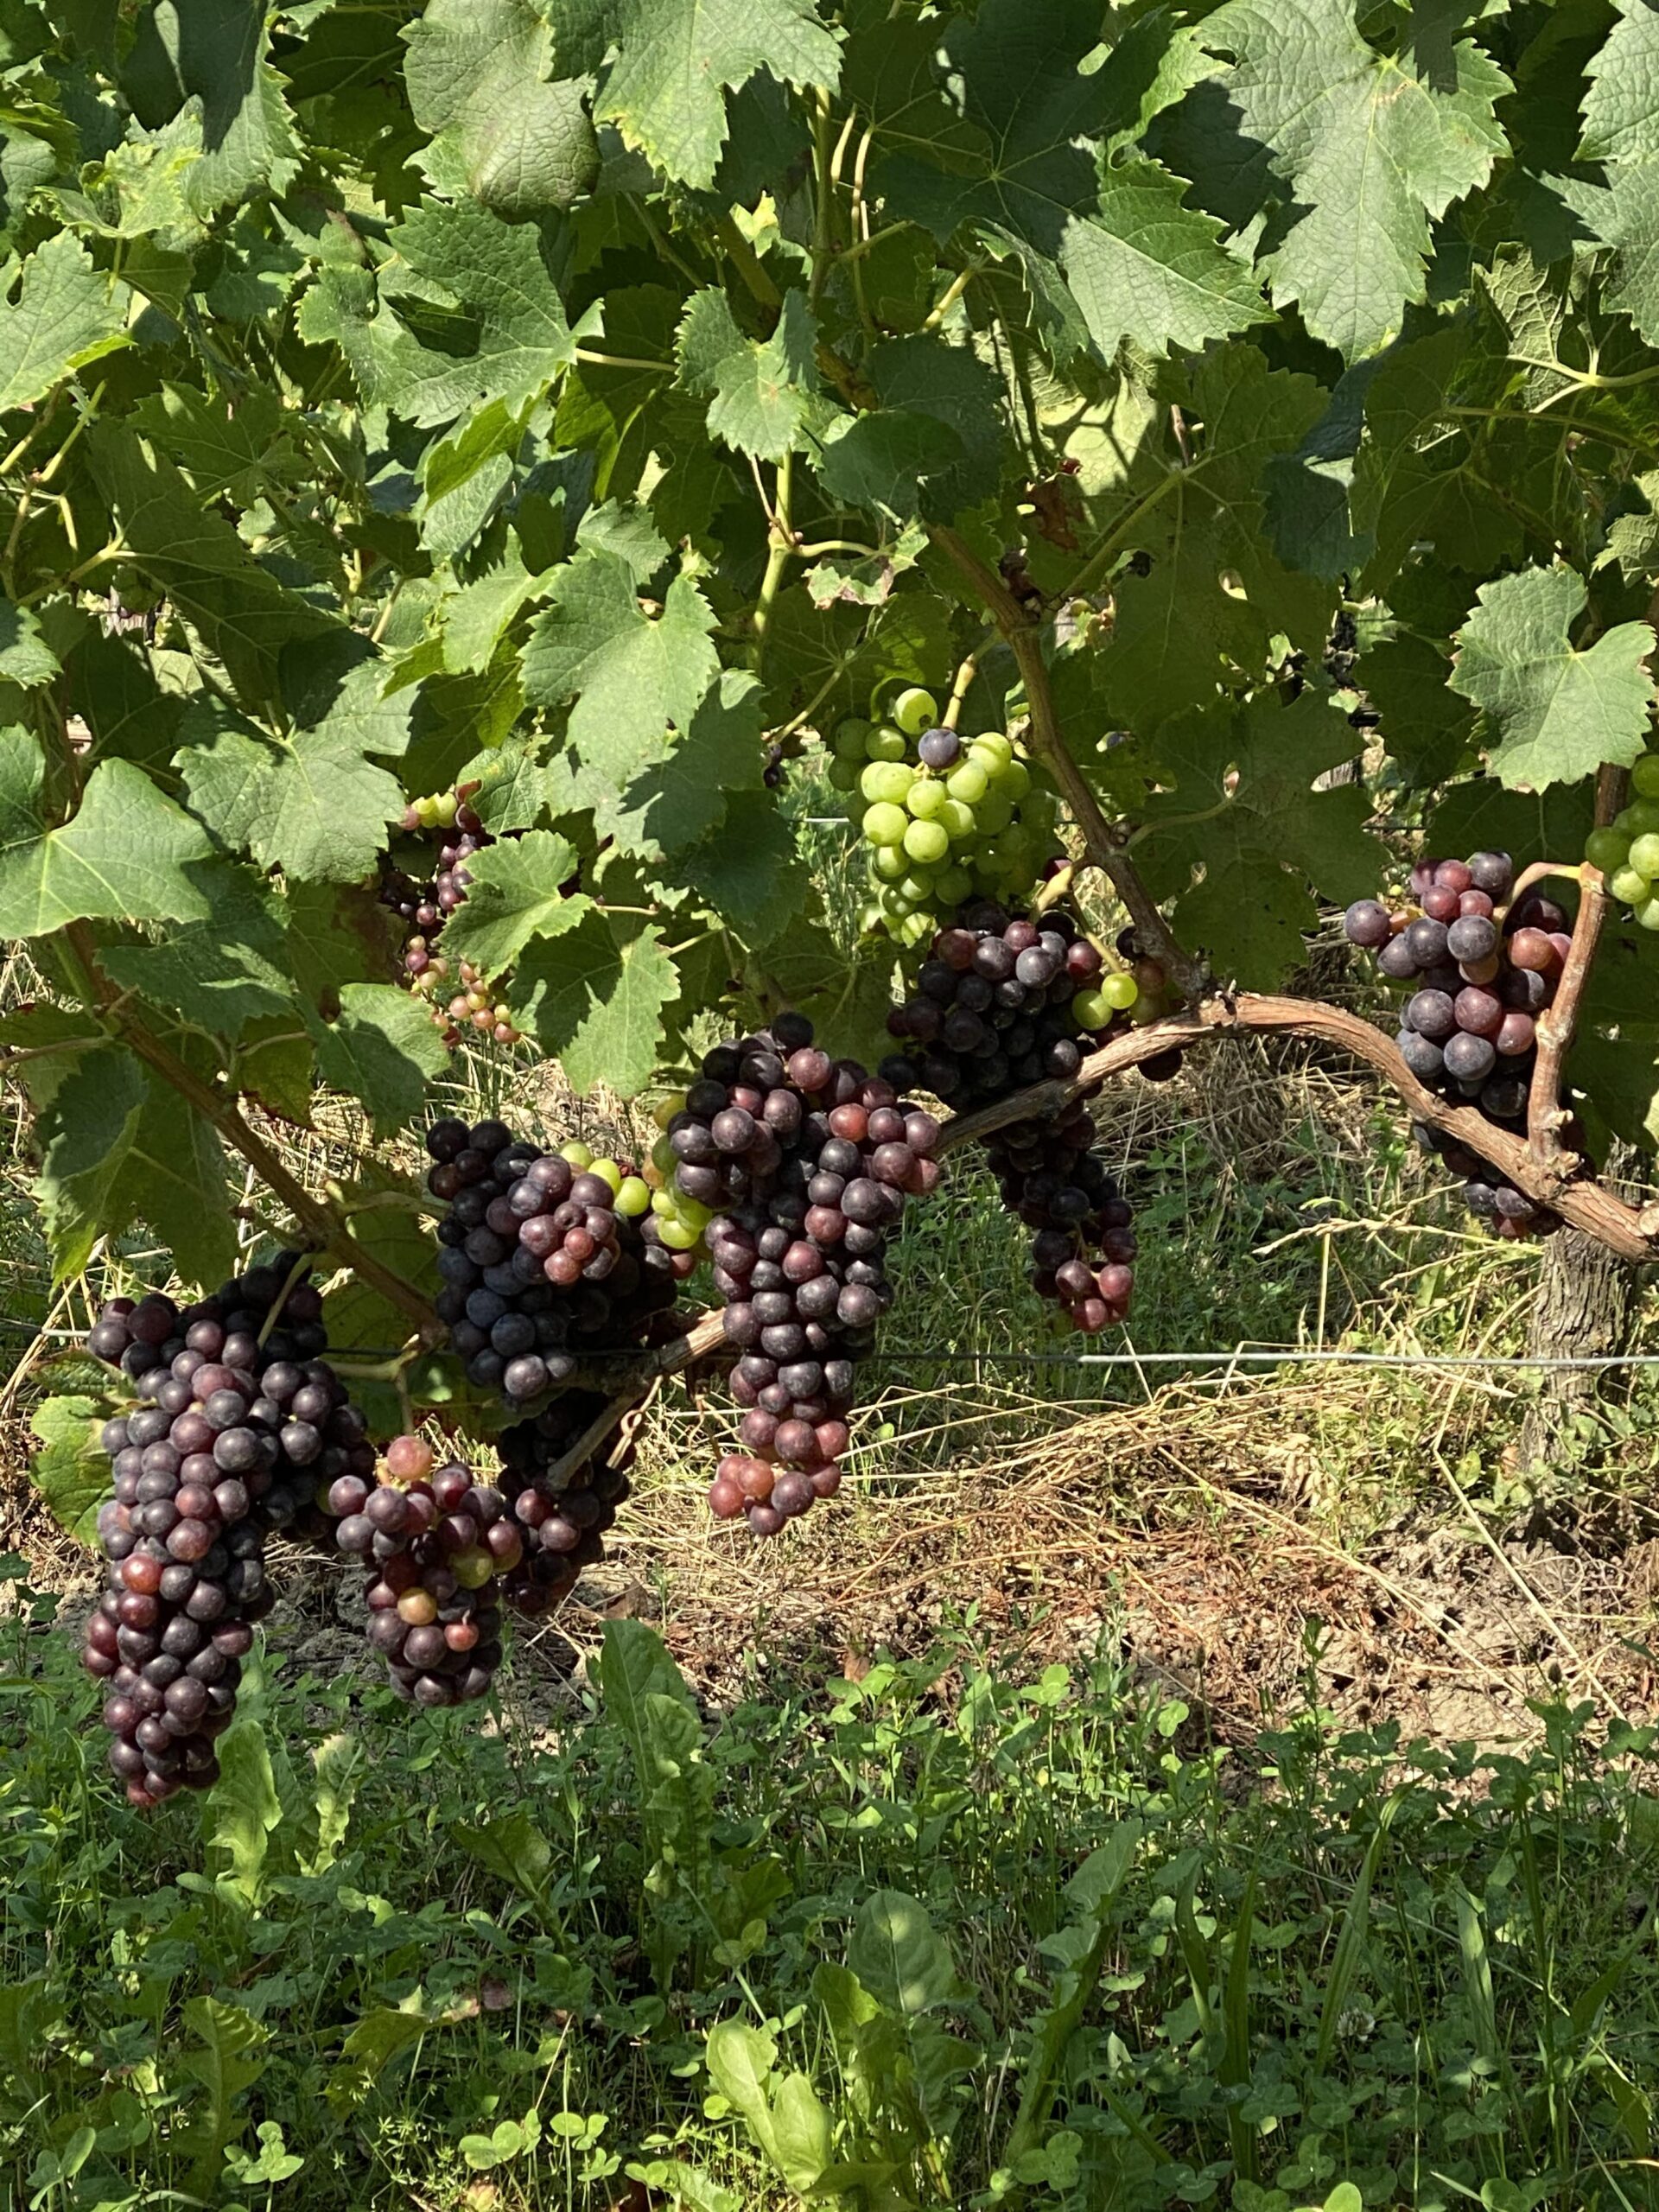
[925,524,1208,1002]
[1527,770,1625,1182]
[63,922,442,1336]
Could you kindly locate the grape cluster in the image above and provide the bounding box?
[828,686,1059,947]
[497,1393,634,1612]
[379,785,523,1048]
[1344,850,1570,1235]
[426,1119,689,1406]
[663,1014,939,1537]
[1586,747,1659,928]
[80,1259,373,1805]
[883,905,1140,1330]
[332,1436,510,1707]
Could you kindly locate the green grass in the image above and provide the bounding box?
[3,1564,1659,2211]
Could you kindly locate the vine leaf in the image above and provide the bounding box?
[676,288,822,463]
[26,1393,114,1545]
[1579,0,1659,165]
[1559,168,1659,345]
[437,829,587,976]
[0,233,130,413]
[1060,159,1267,362]
[120,0,300,213]
[306,984,453,1138]
[521,547,720,783]
[816,336,1001,522]
[1449,566,1657,790]
[0,599,60,686]
[1197,0,1510,359]
[99,864,296,1041]
[507,913,678,1098]
[404,0,596,215]
[38,1048,147,1280]
[178,660,414,886]
[0,733,213,939]
[558,0,842,190]
[85,429,338,709]
[1133,691,1378,982]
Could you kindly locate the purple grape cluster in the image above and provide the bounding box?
[1344,851,1571,1236]
[883,906,1140,1331]
[669,1014,942,1538]
[81,1259,373,1805]
[425,1118,685,1405]
[497,1393,634,1612]
[331,1436,510,1707]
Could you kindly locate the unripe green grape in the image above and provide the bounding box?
[1609,864,1653,905]
[899,871,936,902]
[434,790,460,826]
[589,1156,624,1194]
[658,1217,699,1251]
[939,798,976,839]
[1636,896,1659,931]
[863,800,909,846]
[1129,993,1166,1026]
[414,792,442,827]
[1615,798,1659,836]
[615,1175,651,1217]
[1002,759,1032,799]
[651,1134,675,1174]
[1102,970,1140,1011]
[873,843,909,880]
[935,863,971,904]
[1586,827,1631,874]
[906,778,948,819]
[561,1139,594,1168]
[899,911,935,947]
[880,886,913,916]
[946,760,988,804]
[860,760,912,804]
[865,727,908,762]
[904,817,950,865]
[973,731,1014,767]
[834,716,874,759]
[975,790,1014,836]
[892,685,940,735]
[1072,988,1115,1028]
[1629,830,1659,878]
[828,758,860,792]
[1632,753,1659,798]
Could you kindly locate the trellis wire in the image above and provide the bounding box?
[4,1315,1656,1372]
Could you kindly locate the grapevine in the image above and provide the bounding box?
[379,788,523,1049]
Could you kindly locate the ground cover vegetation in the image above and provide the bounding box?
[3,0,1659,2202]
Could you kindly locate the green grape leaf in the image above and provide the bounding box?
[0,597,58,685]
[1058,158,1267,362]
[437,829,587,976]
[0,233,130,415]
[1197,0,1510,358]
[1579,0,1659,165]
[107,1049,238,1289]
[85,428,338,709]
[0,733,213,939]
[403,0,545,135]
[122,0,300,213]
[507,912,677,1097]
[99,864,295,1040]
[27,1393,113,1547]
[679,787,804,945]
[1356,632,1478,788]
[37,1047,146,1280]
[1094,346,1333,728]
[1133,690,1379,983]
[601,668,766,862]
[178,659,413,886]
[1559,167,1659,346]
[1449,566,1657,789]
[306,984,452,1138]
[62,628,186,775]
[235,1016,315,1128]
[816,336,1001,523]
[521,549,720,785]
[565,0,842,190]
[1351,325,1522,588]
[676,287,822,463]
[467,79,600,217]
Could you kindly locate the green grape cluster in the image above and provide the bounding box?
[1586,749,1659,929]
[827,686,1058,947]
